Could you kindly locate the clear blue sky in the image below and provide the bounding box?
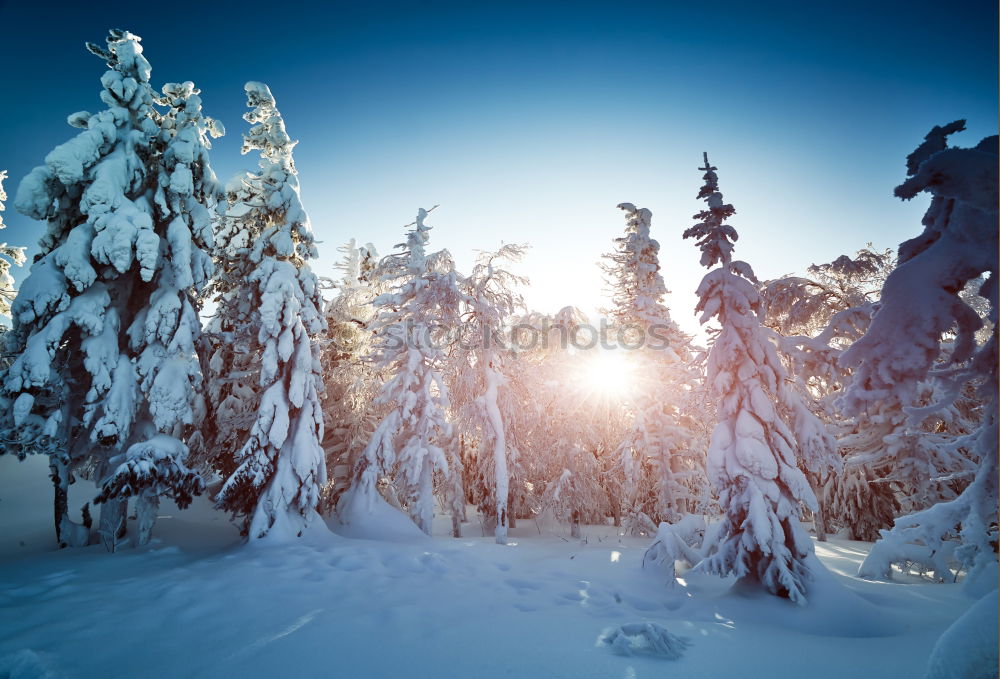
[0,0,996,335]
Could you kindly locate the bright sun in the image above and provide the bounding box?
[581,350,634,399]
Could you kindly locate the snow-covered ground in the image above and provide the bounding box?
[0,455,991,679]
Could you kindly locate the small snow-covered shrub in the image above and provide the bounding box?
[597,622,691,659]
[642,516,706,585]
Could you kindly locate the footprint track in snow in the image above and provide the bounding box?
[505,577,542,593]
[328,552,368,572]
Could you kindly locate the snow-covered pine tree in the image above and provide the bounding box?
[683,153,819,603]
[344,208,463,535]
[449,244,528,543]
[320,239,382,510]
[0,171,26,317]
[842,122,998,590]
[214,82,327,540]
[600,202,704,529]
[94,79,224,545]
[0,31,214,549]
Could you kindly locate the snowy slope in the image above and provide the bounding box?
[0,454,991,678]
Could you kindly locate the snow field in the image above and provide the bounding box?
[0,455,987,679]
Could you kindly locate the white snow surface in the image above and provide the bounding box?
[0,454,993,678]
[924,588,999,679]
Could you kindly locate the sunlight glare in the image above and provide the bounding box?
[581,350,634,399]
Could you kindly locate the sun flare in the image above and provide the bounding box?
[580,350,634,400]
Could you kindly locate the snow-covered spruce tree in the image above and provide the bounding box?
[0,171,26,317]
[600,203,705,529]
[214,82,327,540]
[94,79,224,545]
[449,244,528,543]
[842,122,998,589]
[683,153,820,603]
[344,208,463,535]
[0,31,214,549]
[320,239,382,510]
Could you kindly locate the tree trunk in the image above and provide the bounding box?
[136,493,159,546]
[807,472,828,542]
[671,453,689,518]
[414,464,434,536]
[814,504,828,542]
[50,456,90,548]
[50,456,69,547]
[484,362,509,545]
[570,509,582,539]
[482,511,497,536]
[449,454,465,539]
[610,492,622,527]
[99,497,128,552]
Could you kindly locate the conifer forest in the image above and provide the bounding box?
[0,4,996,678]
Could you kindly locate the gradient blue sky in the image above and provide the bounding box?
[0,0,996,335]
